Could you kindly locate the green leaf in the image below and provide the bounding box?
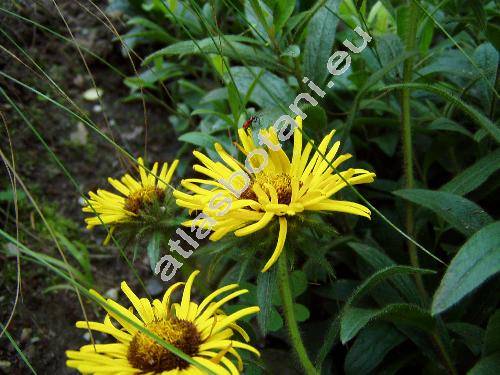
[447,322,485,356]
[380,83,500,143]
[227,82,241,123]
[303,0,341,84]
[432,222,500,315]
[468,353,500,375]
[427,117,473,138]
[126,17,174,42]
[190,109,233,126]
[256,266,278,335]
[293,303,310,322]
[201,88,228,103]
[273,0,295,31]
[302,105,327,133]
[124,62,182,91]
[242,69,265,112]
[341,303,435,343]
[396,5,411,42]
[346,265,435,308]
[440,149,500,196]
[0,189,26,202]
[227,66,294,108]
[483,310,500,357]
[341,307,374,343]
[343,51,418,138]
[289,270,308,298]
[178,132,219,149]
[316,279,359,301]
[268,306,284,331]
[147,232,162,272]
[418,16,434,54]
[361,48,415,95]
[370,132,399,157]
[367,1,393,35]
[315,316,340,369]
[246,0,273,43]
[143,36,280,71]
[348,242,421,303]
[472,43,498,112]
[394,189,493,236]
[344,323,405,375]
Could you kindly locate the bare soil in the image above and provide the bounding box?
[0,1,179,373]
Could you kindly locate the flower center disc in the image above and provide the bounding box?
[242,172,293,204]
[125,187,165,213]
[127,318,201,372]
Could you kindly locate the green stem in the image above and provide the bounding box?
[402,4,457,375]
[277,253,318,375]
[401,0,427,300]
[432,333,458,375]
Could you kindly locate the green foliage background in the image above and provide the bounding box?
[0,0,499,374]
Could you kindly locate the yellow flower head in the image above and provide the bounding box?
[66,270,260,374]
[83,157,179,232]
[174,117,375,272]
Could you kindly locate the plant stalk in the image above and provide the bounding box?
[432,333,458,375]
[403,3,457,374]
[401,0,426,300]
[277,253,318,375]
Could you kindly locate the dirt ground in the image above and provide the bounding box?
[0,1,182,373]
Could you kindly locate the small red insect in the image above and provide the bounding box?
[243,115,259,132]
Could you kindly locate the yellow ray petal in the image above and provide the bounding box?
[196,284,239,318]
[233,212,274,237]
[137,157,148,185]
[179,270,200,319]
[261,217,287,272]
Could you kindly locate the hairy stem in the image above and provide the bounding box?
[277,253,318,375]
[401,0,426,299]
[404,3,457,374]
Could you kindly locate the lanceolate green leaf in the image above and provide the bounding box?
[342,51,418,141]
[315,316,340,369]
[147,232,162,272]
[346,265,435,307]
[344,323,405,375]
[341,307,374,343]
[440,149,500,196]
[432,222,500,315]
[178,132,220,149]
[246,0,273,42]
[341,303,435,343]
[394,189,493,236]
[227,66,295,108]
[472,43,499,112]
[381,83,500,142]
[143,36,281,71]
[274,0,295,31]
[303,0,341,85]
[348,243,422,303]
[256,266,278,336]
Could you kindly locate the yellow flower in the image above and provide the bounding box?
[66,270,260,374]
[174,117,375,272]
[83,157,178,235]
